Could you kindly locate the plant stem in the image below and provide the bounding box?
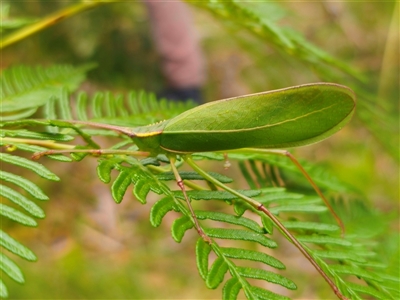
[0,137,75,149]
[185,155,348,300]
[225,148,345,235]
[1,1,112,49]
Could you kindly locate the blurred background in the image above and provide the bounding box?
[1,1,398,299]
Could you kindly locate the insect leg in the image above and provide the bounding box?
[169,156,212,244]
[185,156,348,300]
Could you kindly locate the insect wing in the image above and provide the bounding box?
[160,83,356,153]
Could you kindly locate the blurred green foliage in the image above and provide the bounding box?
[1,1,398,299]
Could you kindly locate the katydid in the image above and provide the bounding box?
[33,83,355,300]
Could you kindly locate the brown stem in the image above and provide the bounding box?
[169,156,212,244]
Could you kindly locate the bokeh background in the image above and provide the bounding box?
[1,1,398,299]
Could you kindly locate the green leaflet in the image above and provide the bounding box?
[221,247,285,270]
[282,221,340,234]
[196,211,265,233]
[329,265,382,282]
[237,267,297,290]
[111,167,135,203]
[312,250,367,264]
[196,238,212,281]
[174,190,261,201]
[0,279,8,298]
[222,278,242,300]
[157,171,233,183]
[206,257,229,289]
[269,204,327,214]
[297,235,352,247]
[76,91,88,121]
[0,204,37,227]
[0,184,45,218]
[0,153,59,181]
[0,253,24,284]
[0,108,37,122]
[97,157,125,183]
[150,196,178,227]
[171,215,193,243]
[345,282,391,300]
[1,129,74,141]
[205,228,277,248]
[249,286,291,300]
[133,180,150,204]
[0,230,36,261]
[255,189,304,204]
[0,171,48,200]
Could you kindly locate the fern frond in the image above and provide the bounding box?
[0,64,95,120]
[1,82,395,299]
[190,0,363,81]
[42,88,196,129]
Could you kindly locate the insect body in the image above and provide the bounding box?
[126,83,355,153]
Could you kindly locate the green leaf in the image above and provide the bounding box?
[249,286,291,300]
[196,211,264,233]
[205,228,277,248]
[345,282,390,299]
[270,204,327,214]
[111,167,134,203]
[221,247,285,269]
[76,91,88,120]
[196,238,211,281]
[0,153,59,181]
[157,171,233,183]
[261,215,274,233]
[0,204,37,227]
[0,171,48,200]
[237,267,297,290]
[0,279,8,298]
[206,256,229,289]
[96,157,124,183]
[58,87,73,120]
[0,108,37,122]
[1,129,74,141]
[0,184,45,218]
[297,235,352,247]
[330,265,382,282]
[0,230,36,261]
[0,253,24,283]
[312,250,367,263]
[222,278,242,300]
[133,180,151,204]
[171,215,193,243]
[282,221,340,233]
[256,189,302,204]
[176,189,261,201]
[150,196,177,227]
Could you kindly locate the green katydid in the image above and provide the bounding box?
[33,82,355,300]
